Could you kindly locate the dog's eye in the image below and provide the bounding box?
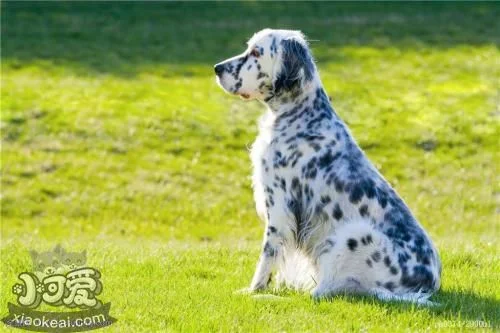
[250,49,260,58]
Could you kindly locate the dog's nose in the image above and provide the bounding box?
[214,64,225,76]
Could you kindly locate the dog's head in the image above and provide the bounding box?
[214,29,316,102]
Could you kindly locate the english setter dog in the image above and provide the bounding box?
[214,29,441,304]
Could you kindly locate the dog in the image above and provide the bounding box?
[214,29,441,304]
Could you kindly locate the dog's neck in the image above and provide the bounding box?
[261,77,324,114]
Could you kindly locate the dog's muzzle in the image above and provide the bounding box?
[214,63,225,77]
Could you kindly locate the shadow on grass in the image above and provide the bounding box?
[268,286,499,328]
[344,289,500,328]
[1,2,499,77]
[431,289,500,328]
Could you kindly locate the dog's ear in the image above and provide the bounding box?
[273,37,315,95]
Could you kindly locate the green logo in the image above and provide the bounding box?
[2,245,116,332]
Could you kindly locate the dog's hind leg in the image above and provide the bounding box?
[311,220,393,300]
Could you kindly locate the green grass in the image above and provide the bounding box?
[1,2,499,332]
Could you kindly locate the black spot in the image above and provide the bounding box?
[265,186,274,195]
[263,242,275,257]
[390,266,399,275]
[361,234,373,245]
[320,195,331,204]
[318,150,332,168]
[359,204,369,217]
[270,37,277,57]
[332,203,343,220]
[257,72,268,80]
[233,55,248,79]
[267,194,275,207]
[309,142,321,152]
[400,265,435,292]
[234,79,242,91]
[361,179,377,199]
[348,184,364,204]
[347,238,358,251]
[280,178,286,191]
[414,236,425,247]
[375,187,388,208]
[304,184,314,203]
[289,150,303,167]
[366,259,373,267]
[288,177,309,244]
[402,233,412,242]
[334,179,344,192]
[307,112,331,130]
[384,281,395,292]
[302,157,318,179]
[371,251,381,262]
[397,251,411,266]
[268,226,277,233]
[384,256,391,267]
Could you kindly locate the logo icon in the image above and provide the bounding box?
[2,245,116,332]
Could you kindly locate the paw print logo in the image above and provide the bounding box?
[12,283,24,295]
[36,283,45,294]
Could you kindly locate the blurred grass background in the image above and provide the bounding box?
[1,2,499,331]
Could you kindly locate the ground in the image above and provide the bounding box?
[1,2,499,332]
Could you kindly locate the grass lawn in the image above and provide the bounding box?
[1,2,499,332]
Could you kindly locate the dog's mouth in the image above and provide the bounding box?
[215,75,251,100]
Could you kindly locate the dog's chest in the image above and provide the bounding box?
[250,110,389,227]
[251,115,311,183]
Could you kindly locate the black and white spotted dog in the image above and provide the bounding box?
[214,29,441,304]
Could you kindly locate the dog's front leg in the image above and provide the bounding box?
[249,224,283,291]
